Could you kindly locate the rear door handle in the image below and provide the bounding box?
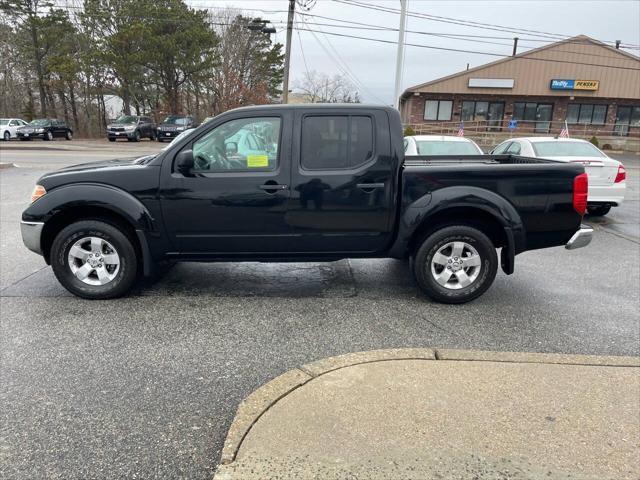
[357,183,385,190]
[259,184,288,191]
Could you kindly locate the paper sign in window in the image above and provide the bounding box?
[247,155,269,168]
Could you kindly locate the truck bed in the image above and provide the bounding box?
[404,154,559,166]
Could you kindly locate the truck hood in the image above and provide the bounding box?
[43,155,152,176]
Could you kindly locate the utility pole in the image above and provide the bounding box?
[282,0,296,104]
[512,37,519,56]
[393,0,408,109]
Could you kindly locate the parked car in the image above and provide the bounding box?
[156,115,198,142]
[16,119,73,141]
[491,137,625,216]
[404,135,484,155]
[21,104,592,303]
[1,118,28,141]
[106,115,156,142]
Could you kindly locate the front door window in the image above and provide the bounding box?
[192,117,281,171]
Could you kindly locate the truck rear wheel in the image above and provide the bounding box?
[50,220,138,299]
[413,225,497,304]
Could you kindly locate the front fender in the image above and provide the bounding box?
[22,183,156,231]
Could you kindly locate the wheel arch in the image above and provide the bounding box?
[23,184,156,274]
[390,186,526,274]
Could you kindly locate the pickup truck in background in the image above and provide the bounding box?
[21,105,592,303]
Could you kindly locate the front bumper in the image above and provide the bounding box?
[107,131,136,139]
[21,221,44,255]
[17,132,45,139]
[157,130,181,139]
[565,224,593,250]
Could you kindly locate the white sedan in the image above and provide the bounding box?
[492,137,625,217]
[0,118,28,141]
[404,135,484,156]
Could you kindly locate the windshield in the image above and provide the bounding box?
[415,141,482,155]
[0,119,8,125]
[532,141,605,158]
[162,116,189,125]
[114,116,138,124]
[29,119,50,126]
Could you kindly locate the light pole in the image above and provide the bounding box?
[282,0,296,104]
[393,0,408,109]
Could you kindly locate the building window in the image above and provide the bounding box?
[424,100,452,121]
[613,106,640,136]
[461,101,504,130]
[513,102,553,133]
[567,104,607,125]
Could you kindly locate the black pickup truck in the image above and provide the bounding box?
[21,105,592,303]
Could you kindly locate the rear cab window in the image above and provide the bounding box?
[301,115,374,170]
[415,141,482,155]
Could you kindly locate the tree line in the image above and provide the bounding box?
[0,0,284,136]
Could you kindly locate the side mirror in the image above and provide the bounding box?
[175,149,194,176]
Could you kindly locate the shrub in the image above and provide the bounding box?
[404,126,416,136]
[589,136,599,147]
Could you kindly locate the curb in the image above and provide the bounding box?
[217,348,639,468]
[0,162,16,170]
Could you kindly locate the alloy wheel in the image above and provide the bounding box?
[430,241,482,290]
[67,236,121,286]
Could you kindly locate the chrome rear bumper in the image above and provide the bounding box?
[21,221,44,255]
[565,225,593,250]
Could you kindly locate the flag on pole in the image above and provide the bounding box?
[457,121,464,137]
[559,121,570,138]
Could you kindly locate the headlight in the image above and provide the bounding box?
[124,125,136,131]
[36,128,44,132]
[31,185,46,203]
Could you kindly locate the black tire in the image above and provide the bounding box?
[44,131,53,141]
[149,130,156,141]
[3,131,9,141]
[65,130,73,140]
[133,130,140,142]
[587,205,611,217]
[50,220,138,299]
[20,137,31,141]
[413,225,498,304]
[108,137,116,142]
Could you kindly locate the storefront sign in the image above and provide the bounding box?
[550,79,599,91]
[468,78,515,88]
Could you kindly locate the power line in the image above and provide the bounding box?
[294,26,640,72]
[333,0,640,48]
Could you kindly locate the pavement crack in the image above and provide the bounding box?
[0,265,48,294]
[421,315,457,336]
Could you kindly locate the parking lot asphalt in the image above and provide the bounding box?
[1,140,639,479]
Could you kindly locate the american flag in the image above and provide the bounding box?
[457,122,464,137]
[559,121,570,138]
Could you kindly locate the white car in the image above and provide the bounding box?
[0,118,28,141]
[404,135,484,156]
[492,137,625,216]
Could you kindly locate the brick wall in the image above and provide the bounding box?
[403,93,640,138]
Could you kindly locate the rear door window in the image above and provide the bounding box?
[301,115,374,170]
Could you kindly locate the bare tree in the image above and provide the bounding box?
[294,70,360,103]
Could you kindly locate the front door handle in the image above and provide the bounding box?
[259,183,288,191]
[357,183,385,190]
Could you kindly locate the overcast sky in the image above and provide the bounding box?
[190,0,640,104]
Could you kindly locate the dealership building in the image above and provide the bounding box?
[399,35,640,143]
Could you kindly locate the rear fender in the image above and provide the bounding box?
[390,186,525,273]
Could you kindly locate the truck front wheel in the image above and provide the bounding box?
[50,220,138,299]
[413,225,498,304]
